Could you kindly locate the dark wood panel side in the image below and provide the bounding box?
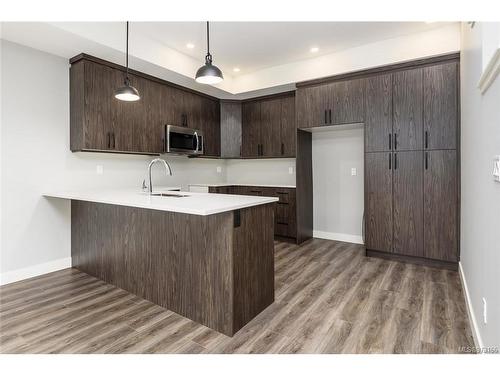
[233,204,275,332]
[365,74,392,152]
[70,61,85,151]
[241,101,261,157]
[364,152,393,252]
[424,150,458,262]
[423,62,458,150]
[393,151,424,257]
[71,201,235,335]
[393,68,423,151]
[296,130,313,244]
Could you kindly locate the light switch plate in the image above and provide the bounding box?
[493,156,500,182]
[351,168,357,176]
[288,167,294,175]
[216,166,222,174]
[96,165,103,175]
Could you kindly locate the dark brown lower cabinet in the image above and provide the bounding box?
[393,151,424,257]
[365,149,458,268]
[209,185,297,240]
[365,152,393,252]
[424,150,458,262]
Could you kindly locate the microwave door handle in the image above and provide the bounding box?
[194,131,199,152]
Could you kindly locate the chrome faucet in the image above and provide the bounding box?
[144,158,172,194]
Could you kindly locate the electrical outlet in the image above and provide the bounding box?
[96,165,103,175]
[493,156,500,182]
[288,167,294,175]
[351,167,357,176]
[483,298,487,324]
[216,166,222,174]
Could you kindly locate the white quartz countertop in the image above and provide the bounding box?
[188,183,296,189]
[43,188,278,216]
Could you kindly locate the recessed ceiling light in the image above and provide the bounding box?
[310,47,319,53]
[186,43,195,49]
[233,67,240,73]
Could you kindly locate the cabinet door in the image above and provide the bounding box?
[184,92,202,130]
[393,69,423,151]
[331,79,365,125]
[424,62,458,150]
[424,150,458,262]
[280,95,296,157]
[393,151,424,257]
[203,98,221,157]
[365,152,393,252]
[365,74,392,152]
[83,61,117,150]
[220,102,242,158]
[295,85,323,128]
[241,101,261,157]
[260,98,281,157]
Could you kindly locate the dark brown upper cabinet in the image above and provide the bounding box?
[260,98,282,157]
[365,74,393,152]
[280,95,296,157]
[393,68,423,151]
[241,93,296,158]
[424,62,458,150]
[424,150,458,262]
[295,78,365,128]
[241,101,261,157]
[295,85,323,128]
[70,55,220,156]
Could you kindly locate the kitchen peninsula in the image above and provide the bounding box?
[44,189,278,336]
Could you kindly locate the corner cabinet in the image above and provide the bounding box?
[70,54,220,156]
[241,93,296,158]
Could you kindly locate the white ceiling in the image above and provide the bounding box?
[1,22,459,98]
[135,22,449,76]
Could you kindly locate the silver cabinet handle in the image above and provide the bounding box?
[194,131,199,152]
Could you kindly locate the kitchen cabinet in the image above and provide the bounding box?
[280,95,296,157]
[209,185,297,240]
[241,93,296,158]
[220,102,242,158]
[241,101,261,157]
[295,78,365,128]
[393,68,423,151]
[70,54,220,156]
[392,151,424,257]
[365,74,392,152]
[364,152,393,252]
[423,62,458,150]
[424,150,458,262]
[260,99,282,157]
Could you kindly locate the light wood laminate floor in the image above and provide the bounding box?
[0,239,474,354]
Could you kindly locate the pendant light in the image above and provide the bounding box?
[115,21,140,101]
[195,21,224,84]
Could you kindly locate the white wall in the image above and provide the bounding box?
[0,40,226,284]
[225,158,296,187]
[311,126,364,243]
[460,22,500,348]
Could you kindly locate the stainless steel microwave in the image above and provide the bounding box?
[164,125,204,155]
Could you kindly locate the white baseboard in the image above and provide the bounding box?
[313,230,364,245]
[458,261,483,349]
[0,257,72,286]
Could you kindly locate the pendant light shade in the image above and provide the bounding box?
[115,21,140,101]
[195,22,223,84]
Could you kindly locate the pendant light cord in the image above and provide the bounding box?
[206,21,210,55]
[125,21,130,84]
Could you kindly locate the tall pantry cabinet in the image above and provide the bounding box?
[364,59,459,268]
